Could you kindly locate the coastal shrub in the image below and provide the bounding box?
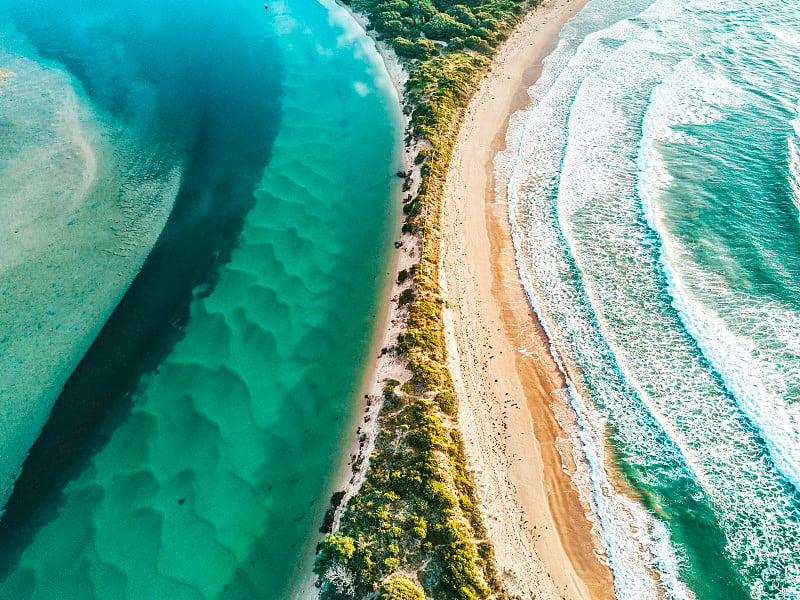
[321,534,355,564]
[409,300,438,325]
[399,326,439,354]
[407,298,437,329]
[401,222,419,234]
[384,380,404,411]
[448,36,465,50]
[378,576,426,600]
[415,148,433,164]
[465,34,490,52]
[408,356,444,388]
[399,288,416,305]
[314,534,356,577]
[351,543,378,587]
[475,26,496,43]
[385,379,401,392]
[425,480,457,509]
[355,0,523,59]
[379,17,406,36]
[410,0,438,19]
[403,198,421,216]
[405,514,428,539]
[435,390,457,415]
[377,0,410,13]
[393,36,417,58]
[415,37,439,57]
[423,13,469,40]
[384,390,404,412]
[396,37,439,59]
[446,4,478,27]
[479,16,499,30]
[407,415,447,451]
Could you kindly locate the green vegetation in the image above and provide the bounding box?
[379,576,427,599]
[399,288,417,306]
[314,389,503,599]
[347,0,522,57]
[316,0,536,596]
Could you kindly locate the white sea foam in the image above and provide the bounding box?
[563,19,800,594]
[790,104,800,219]
[634,56,800,599]
[634,28,800,600]
[497,1,696,597]
[499,0,800,596]
[640,66,800,495]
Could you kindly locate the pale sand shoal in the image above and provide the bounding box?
[440,1,617,598]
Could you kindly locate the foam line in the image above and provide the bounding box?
[498,0,800,596]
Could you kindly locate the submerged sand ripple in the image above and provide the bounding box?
[0,3,402,595]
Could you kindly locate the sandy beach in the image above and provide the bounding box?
[439,0,617,598]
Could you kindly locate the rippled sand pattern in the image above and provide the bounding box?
[0,0,402,597]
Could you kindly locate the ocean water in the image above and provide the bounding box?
[498,0,800,598]
[0,0,403,598]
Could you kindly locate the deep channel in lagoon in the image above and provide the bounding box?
[0,0,404,597]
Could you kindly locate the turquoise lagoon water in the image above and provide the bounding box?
[0,0,403,597]
[500,0,800,598]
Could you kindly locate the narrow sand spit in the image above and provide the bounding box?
[304,0,618,598]
[440,0,617,598]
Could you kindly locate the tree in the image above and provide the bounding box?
[314,534,356,575]
[422,13,469,40]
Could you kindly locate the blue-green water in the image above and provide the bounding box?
[501,0,800,598]
[0,0,403,597]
